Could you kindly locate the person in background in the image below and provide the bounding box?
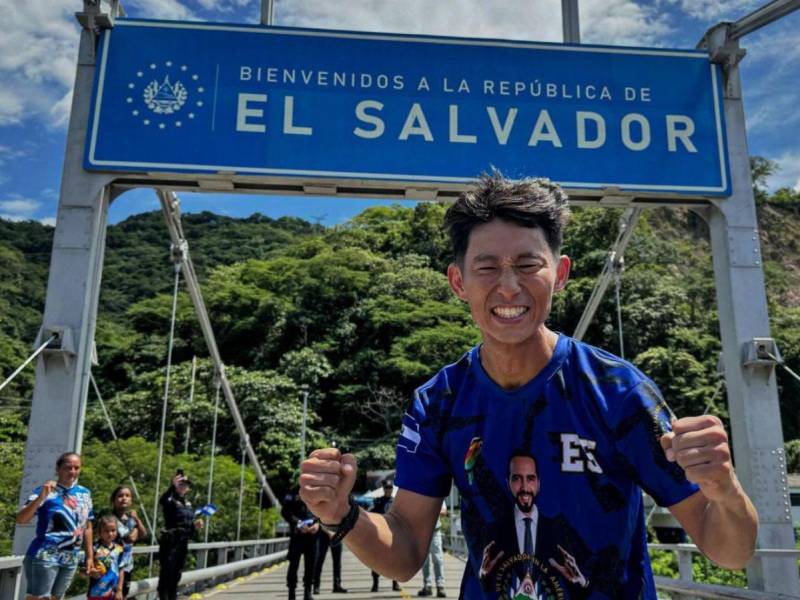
[110,485,147,598]
[418,501,447,597]
[16,451,94,600]
[87,515,125,600]
[157,473,203,600]
[314,525,348,594]
[282,484,319,600]
[370,480,399,593]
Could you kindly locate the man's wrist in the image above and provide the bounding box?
[323,500,360,546]
[322,501,352,527]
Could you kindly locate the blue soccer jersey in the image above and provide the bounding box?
[24,483,94,566]
[395,334,699,600]
[115,513,136,572]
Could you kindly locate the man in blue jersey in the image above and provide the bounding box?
[299,173,758,599]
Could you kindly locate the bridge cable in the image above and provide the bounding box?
[767,352,800,385]
[0,334,57,394]
[236,439,247,541]
[203,376,222,552]
[148,263,182,578]
[256,488,264,539]
[89,372,155,535]
[184,355,197,454]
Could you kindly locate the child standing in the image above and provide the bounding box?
[111,485,147,598]
[88,515,125,600]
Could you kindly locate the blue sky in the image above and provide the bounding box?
[0,0,798,226]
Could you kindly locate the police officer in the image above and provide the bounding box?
[282,485,319,600]
[370,480,400,593]
[314,526,348,594]
[157,473,202,600]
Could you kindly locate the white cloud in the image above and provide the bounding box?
[0,0,80,127]
[663,0,762,21]
[39,216,57,227]
[275,0,673,46]
[582,0,673,46]
[277,0,562,42]
[768,152,800,192]
[0,194,40,220]
[0,0,196,132]
[126,0,194,20]
[0,88,25,125]
[0,144,26,165]
[195,0,251,12]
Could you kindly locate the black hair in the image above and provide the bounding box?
[444,171,570,265]
[110,485,133,505]
[97,514,118,531]
[55,452,81,468]
[508,451,538,476]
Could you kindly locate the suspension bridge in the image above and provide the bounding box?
[2,0,800,598]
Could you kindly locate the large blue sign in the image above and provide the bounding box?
[86,19,730,196]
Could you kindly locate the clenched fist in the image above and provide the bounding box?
[299,448,357,525]
[660,415,738,503]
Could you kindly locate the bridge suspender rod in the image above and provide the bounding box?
[184,355,197,454]
[573,207,642,340]
[148,263,182,578]
[237,439,247,541]
[156,189,281,509]
[204,378,222,545]
[89,372,155,535]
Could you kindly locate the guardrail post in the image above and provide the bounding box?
[214,548,228,585]
[234,546,245,577]
[194,548,208,592]
[677,547,693,582]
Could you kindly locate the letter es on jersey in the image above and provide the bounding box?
[560,433,603,474]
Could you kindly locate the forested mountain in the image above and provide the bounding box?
[1,172,799,560]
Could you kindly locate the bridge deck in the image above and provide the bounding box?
[194,548,465,600]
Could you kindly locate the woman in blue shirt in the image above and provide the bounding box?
[16,452,95,600]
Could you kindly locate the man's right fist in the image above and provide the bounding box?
[299,448,357,525]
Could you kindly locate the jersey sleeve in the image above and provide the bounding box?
[21,487,41,509]
[614,380,699,507]
[394,389,452,498]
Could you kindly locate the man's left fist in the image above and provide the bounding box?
[660,415,737,502]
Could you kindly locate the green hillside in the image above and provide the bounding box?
[1,175,799,560]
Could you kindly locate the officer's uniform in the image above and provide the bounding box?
[370,491,399,592]
[314,528,347,593]
[157,486,195,600]
[282,486,318,600]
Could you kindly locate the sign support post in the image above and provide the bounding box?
[11,1,115,589]
[705,25,799,594]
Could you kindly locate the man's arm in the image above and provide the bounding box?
[662,415,758,569]
[300,448,442,581]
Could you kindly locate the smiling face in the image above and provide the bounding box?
[508,455,540,514]
[447,219,570,351]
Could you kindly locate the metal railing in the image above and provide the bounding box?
[0,537,289,599]
[443,534,800,600]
